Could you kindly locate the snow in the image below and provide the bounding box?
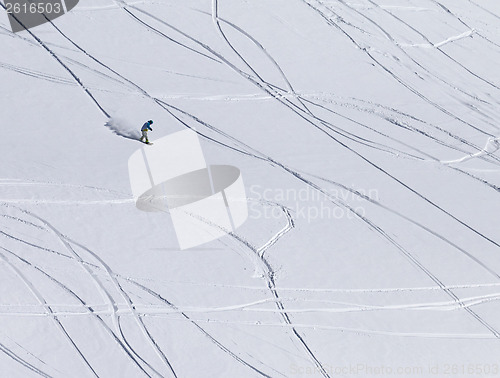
[1,0,500,376]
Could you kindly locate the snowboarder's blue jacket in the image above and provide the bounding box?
[141,122,152,131]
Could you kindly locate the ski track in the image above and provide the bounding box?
[0,246,154,377]
[378,0,500,100]
[337,95,500,165]
[117,0,500,169]
[0,207,162,376]
[192,0,500,193]
[43,9,263,159]
[4,334,62,376]
[1,206,273,377]
[3,203,500,372]
[0,3,110,118]
[128,281,275,377]
[363,0,494,107]
[0,60,76,86]
[441,137,500,164]
[468,0,500,22]
[292,0,500,338]
[58,236,178,377]
[306,94,500,166]
[25,209,124,347]
[3,291,500,317]
[0,251,99,377]
[303,171,500,280]
[3,227,500,317]
[288,1,500,244]
[115,0,500,342]
[257,206,294,259]
[303,96,488,166]
[300,0,498,176]
[1,205,163,376]
[0,179,129,197]
[301,0,498,138]
[209,12,432,161]
[4,12,500,334]
[157,317,500,340]
[361,0,500,128]
[0,341,52,378]
[161,1,330,372]
[125,278,500,294]
[139,10,497,342]
[2,11,281,373]
[430,0,500,92]
[164,76,500,342]
[301,97,500,190]
[206,0,429,161]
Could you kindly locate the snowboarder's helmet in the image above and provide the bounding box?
[149,120,153,124]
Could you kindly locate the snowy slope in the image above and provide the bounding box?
[1,0,500,376]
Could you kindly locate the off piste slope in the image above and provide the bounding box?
[1,0,500,376]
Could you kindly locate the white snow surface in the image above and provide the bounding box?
[2,0,500,377]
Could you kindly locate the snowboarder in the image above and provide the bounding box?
[140,120,153,144]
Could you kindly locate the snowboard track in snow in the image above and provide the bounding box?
[0,204,276,377]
